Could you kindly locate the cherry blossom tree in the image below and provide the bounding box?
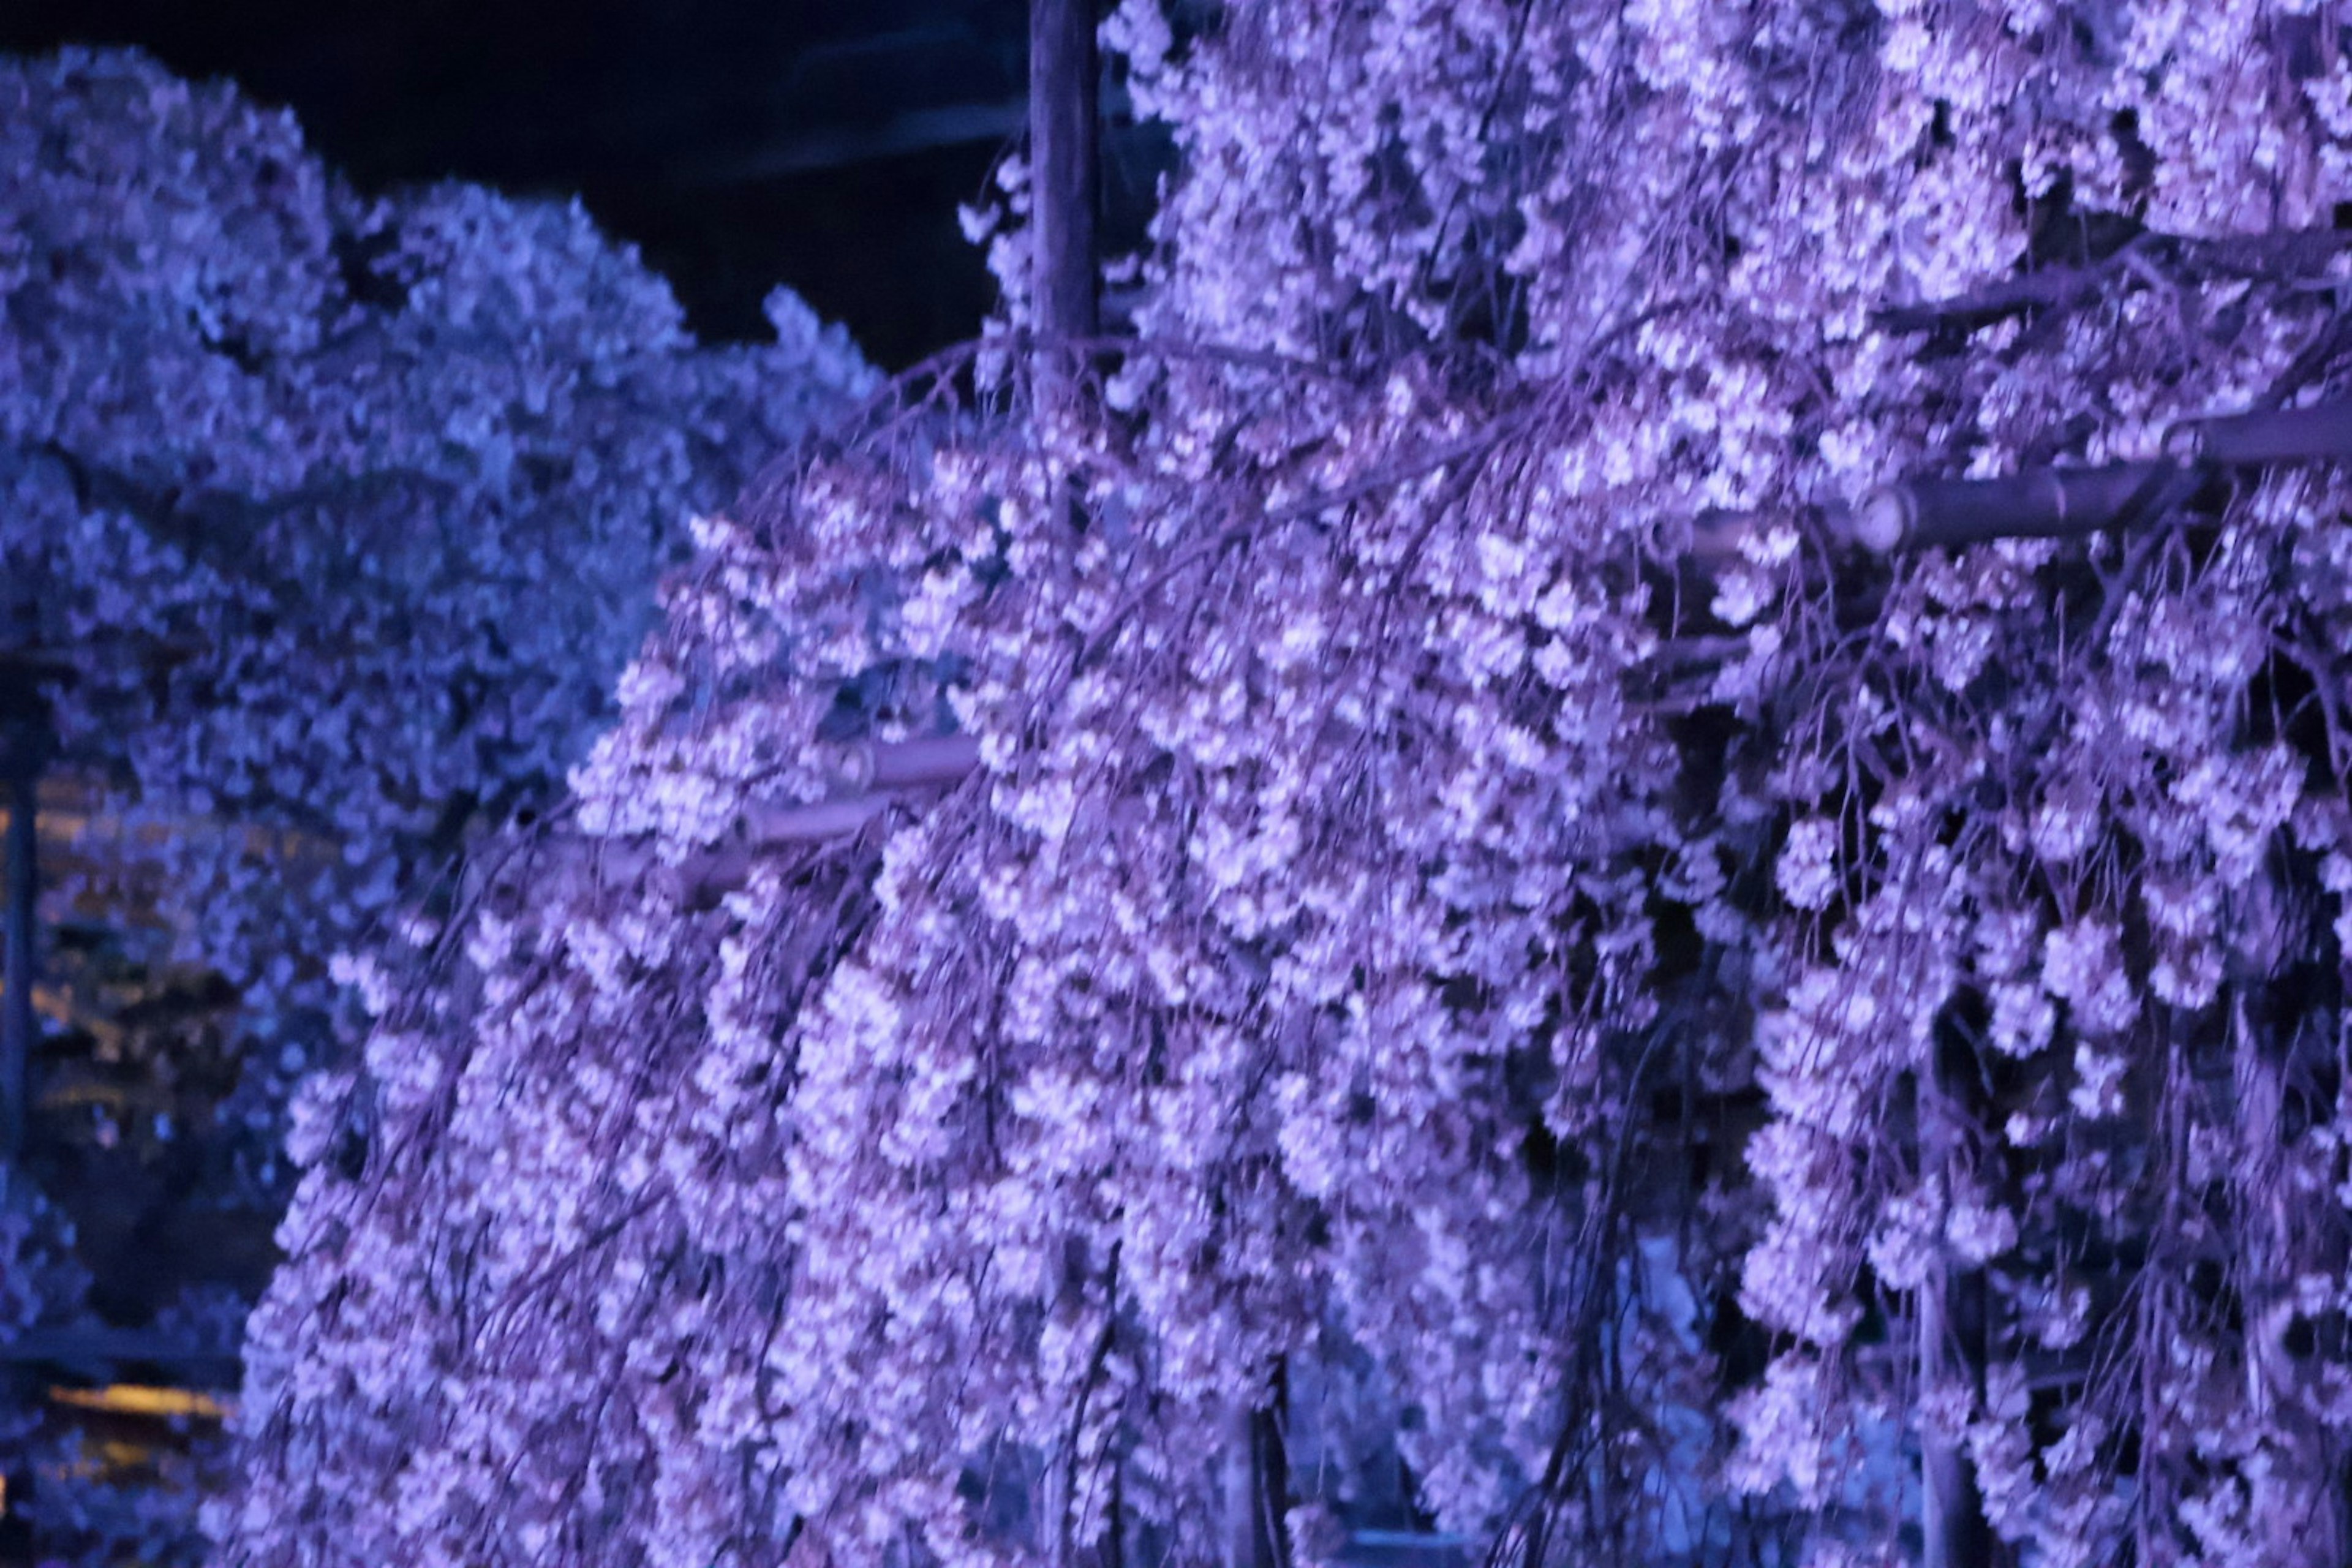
[0,45,870,1567]
[219,4,2352,1568]
[0,43,873,1167]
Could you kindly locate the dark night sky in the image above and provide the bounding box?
[0,0,1060,369]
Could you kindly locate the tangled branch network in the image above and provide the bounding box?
[225,5,2352,1568]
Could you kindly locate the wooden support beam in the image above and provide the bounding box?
[1920,1048,1992,1568]
[0,575,45,1164]
[1250,1365,1291,1568]
[2168,398,2352,466]
[0,755,31,1163]
[557,394,2352,884]
[0,1327,242,1391]
[1030,0,1101,362]
[552,735,983,902]
[1875,227,2352,335]
[1850,398,2352,556]
[856,732,987,792]
[1919,1262,1992,1568]
[736,734,981,845]
[1852,461,2198,554]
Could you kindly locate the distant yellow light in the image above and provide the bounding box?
[47,1384,233,1421]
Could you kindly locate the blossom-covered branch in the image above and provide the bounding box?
[221,6,2352,1568]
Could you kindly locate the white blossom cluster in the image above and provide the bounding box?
[222,4,2352,1568]
[0,46,873,1188]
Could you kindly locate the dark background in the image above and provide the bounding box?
[0,0,1170,371]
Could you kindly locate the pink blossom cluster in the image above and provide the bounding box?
[222,4,2352,1568]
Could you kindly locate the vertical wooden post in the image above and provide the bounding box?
[1220,1363,1289,1568]
[0,750,33,1163]
[1030,0,1100,400]
[1250,1363,1291,1568]
[0,576,42,1165]
[1919,1261,1991,1568]
[1920,1052,1990,1568]
[1219,1403,1258,1568]
[0,575,42,1568]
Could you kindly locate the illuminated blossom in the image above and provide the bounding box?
[220,4,2352,1567]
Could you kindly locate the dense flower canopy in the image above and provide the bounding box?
[0,46,870,1567]
[225,5,2352,1568]
[0,47,873,1179]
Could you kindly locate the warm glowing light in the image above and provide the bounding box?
[47,1384,233,1421]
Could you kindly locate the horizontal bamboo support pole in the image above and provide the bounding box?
[1874,226,2352,336]
[1852,462,2198,554]
[701,734,980,883]
[862,733,984,792]
[736,793,894,846]
[2168,399,2352,465]
[550,734,985,899]
[1849,396,2352,556]
[733,734,982,845]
